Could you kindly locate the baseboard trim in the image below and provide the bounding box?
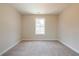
[0,40,21,56]
[22,38,58,40]
[58,40,79,54]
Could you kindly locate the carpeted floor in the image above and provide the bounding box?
[2,40,79,56]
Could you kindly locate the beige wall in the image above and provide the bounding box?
[22,15,58,40]
[59,4,79,53]
[0,4,22,55]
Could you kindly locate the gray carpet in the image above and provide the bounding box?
[3,40,79,56]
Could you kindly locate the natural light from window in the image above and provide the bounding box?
[35,17,45,35]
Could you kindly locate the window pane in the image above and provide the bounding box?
[35,17,45,35]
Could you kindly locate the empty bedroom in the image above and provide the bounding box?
[0,3,79,56]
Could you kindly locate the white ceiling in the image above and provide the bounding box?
[10,3,70,15]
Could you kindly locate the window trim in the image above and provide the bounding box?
[35,17,45,35]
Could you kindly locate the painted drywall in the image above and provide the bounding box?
[59,4,79,53]
[22,15,58,40]
[0,4,21,55]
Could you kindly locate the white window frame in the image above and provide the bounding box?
[35,17,45,35]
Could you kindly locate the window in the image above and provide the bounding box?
[35,17,45,35]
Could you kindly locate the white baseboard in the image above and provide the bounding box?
[0,40,21,56]
[59,40,79,54]
[22,38,58,40]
